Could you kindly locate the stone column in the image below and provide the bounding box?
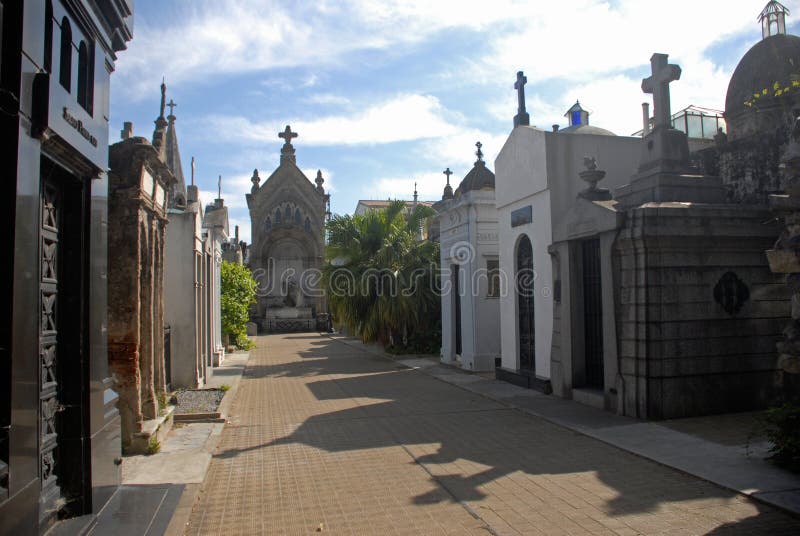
[153,219,166,394]
[139,217,157,420]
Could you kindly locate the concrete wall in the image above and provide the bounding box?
[165,210,203,388]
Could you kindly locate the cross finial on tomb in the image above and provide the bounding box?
[159,78,166,118]
[443,167,453,186]
[641,53,681,131]
[475,141,484,163]
[513,71,530,127]
[167,99,177,117]
[279,125,298,144]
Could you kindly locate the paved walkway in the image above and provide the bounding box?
[185,335,800,535]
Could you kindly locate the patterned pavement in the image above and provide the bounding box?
[184,334,800,535]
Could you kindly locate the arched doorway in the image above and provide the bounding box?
[517,235,535,372]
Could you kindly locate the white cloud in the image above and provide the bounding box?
[371,172,447,201]
[200,93,459,146]
[424,130,508,171]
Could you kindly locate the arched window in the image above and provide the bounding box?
[77,41,89,111]
[304,217,311,232]
[59,17,72,92]
[44,1,53,72]
[275,209,282,224]
[294,208,302,224]
[284,205,291,222]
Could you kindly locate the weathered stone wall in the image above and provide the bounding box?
[615,204,788,419]
[696,129,788,205]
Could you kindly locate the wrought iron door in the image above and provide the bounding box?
[39,179,62,517]
[582,239,604,388]
[517,236,535,371]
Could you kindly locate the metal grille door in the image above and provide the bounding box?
[582,239,604,388]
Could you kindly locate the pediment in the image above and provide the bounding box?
[248,161,324,213]
[554,197,623,242]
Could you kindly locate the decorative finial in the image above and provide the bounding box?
[191,156,195,186]
[251,169,260,193]
[443,167,453,186]
[413,182,418,204]
[167,98,177,117]
[578,156,610,201]
[315,170,325,193]
[514,71,530,127]
[218,175,222,199]
[475,141,484,163]
[159,79,166,118]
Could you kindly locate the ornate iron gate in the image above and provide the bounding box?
[582,238,604,388]
[39,179,62,519]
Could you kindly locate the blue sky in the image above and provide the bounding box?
[109,0,798,243]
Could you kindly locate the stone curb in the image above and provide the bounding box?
[327,334,800,519]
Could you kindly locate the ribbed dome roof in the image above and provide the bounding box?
[558,124,617,136]
[725,33,800,134]
[454,161,495,197]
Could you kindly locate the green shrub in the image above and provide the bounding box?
[221,261,257,350]
[762,403,800,472]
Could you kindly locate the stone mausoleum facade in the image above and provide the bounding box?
[247,126,329,332]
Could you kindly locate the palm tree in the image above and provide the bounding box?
[324,200,440,349]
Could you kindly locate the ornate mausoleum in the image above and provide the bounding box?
[246,126,330,331]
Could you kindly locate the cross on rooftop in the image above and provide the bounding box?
[167,99,177,116]
[475,141,483,162]
[641,53,681,130]
[279,125,298,144]
[443,167,453,185]
[513,71,531,127]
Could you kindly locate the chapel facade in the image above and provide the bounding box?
[247,127,330,331]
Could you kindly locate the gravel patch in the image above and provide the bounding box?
[173,389,225,414]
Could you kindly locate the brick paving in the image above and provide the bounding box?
[185,334,800,535]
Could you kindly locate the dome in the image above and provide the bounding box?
[557,124,617,136]
[725,33,800,139]
[454,161,495,197]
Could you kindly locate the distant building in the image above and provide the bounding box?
[247,126,329,332]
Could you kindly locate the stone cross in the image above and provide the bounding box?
[514,71,531,127]
[279,125,298,144]
[167,99,177,116]
[475,141,483,163]
[443,167,453,186]
[641,53,681,130]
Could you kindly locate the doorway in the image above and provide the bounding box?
[517,235,535,372]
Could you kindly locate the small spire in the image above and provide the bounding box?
[413,182,418,204]
[191,156,195,186]
[218,175,222,199]
[475,141,484,164]
[159,78,166,118]
[315,170,325,194]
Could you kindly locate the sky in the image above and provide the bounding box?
[109,0,799,244]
